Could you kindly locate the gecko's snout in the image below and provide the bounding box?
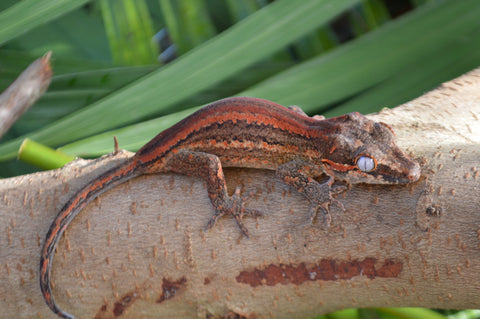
[391,156,421,184]
[406,161,421,183]
[378,154,421,184]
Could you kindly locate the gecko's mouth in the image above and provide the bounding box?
[375,162,421,184]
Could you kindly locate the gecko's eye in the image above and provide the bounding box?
[356,156,376,172]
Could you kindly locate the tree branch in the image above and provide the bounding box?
[0,52,52,139]
[1,68,479,318]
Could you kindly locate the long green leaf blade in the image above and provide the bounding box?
[58,0,480,157]
[101,0,158,65]
[0,0,91,45]
[159,0,216,54]
[323,26,480,117]
[0,0,360,161]
[242,0,480,112]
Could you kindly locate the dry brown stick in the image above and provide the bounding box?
[0,68,479,318]
[0,52,52,139]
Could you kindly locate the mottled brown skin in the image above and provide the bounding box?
[40,97,420,318]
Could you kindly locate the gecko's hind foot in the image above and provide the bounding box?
[204,187,262,237]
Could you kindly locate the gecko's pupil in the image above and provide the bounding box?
[357,156,376,172]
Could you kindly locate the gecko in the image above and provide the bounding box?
[40,97,420,318]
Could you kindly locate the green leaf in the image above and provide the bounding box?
[242,0,480,113]
[60,107,200,156]
[58,0,480,158]
[0,49,110,77]
[447,310,480,319]
[101,0,158,65]
[6,8,110,61]
[49,65,157,91]
[159,0,216,54]
[325,308,359,319]
[225,0,263,21]
[323,25,480,117]
[12,65,157,133]
[360,0,391,29]
[376,308,447,319]
[0,0,360,161]
[0,0,92,46]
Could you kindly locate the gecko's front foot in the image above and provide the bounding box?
[205,187,262,237]
[307,197,345,227]
[306,183,347,227]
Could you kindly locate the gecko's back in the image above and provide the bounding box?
[136,97,327,172]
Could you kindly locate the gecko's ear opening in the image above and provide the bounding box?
[356,155,377,172]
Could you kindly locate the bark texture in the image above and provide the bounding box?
[0,68,479,319]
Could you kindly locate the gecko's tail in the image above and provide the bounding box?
[40,159,141,319]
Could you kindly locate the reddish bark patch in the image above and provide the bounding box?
[113,291,140,316]
[376,259,403,277]
[94,304,108,319]
[95,288,143,318]
[157,277,187,303]
[236,258,401,287]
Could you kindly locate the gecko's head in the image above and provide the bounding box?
[318,112,420,184]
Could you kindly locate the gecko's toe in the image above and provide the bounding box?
[331,184,348,194]
[330,198,345,211]
[232,214,250,238]
[242,208,263,217]
[308,204,331,227]
[204,187,261,237]
[204,211,224,231]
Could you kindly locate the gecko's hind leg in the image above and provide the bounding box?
[165,150,261,237]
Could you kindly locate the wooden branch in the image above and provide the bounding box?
[0,52,52,139]
[1,68,479,318]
